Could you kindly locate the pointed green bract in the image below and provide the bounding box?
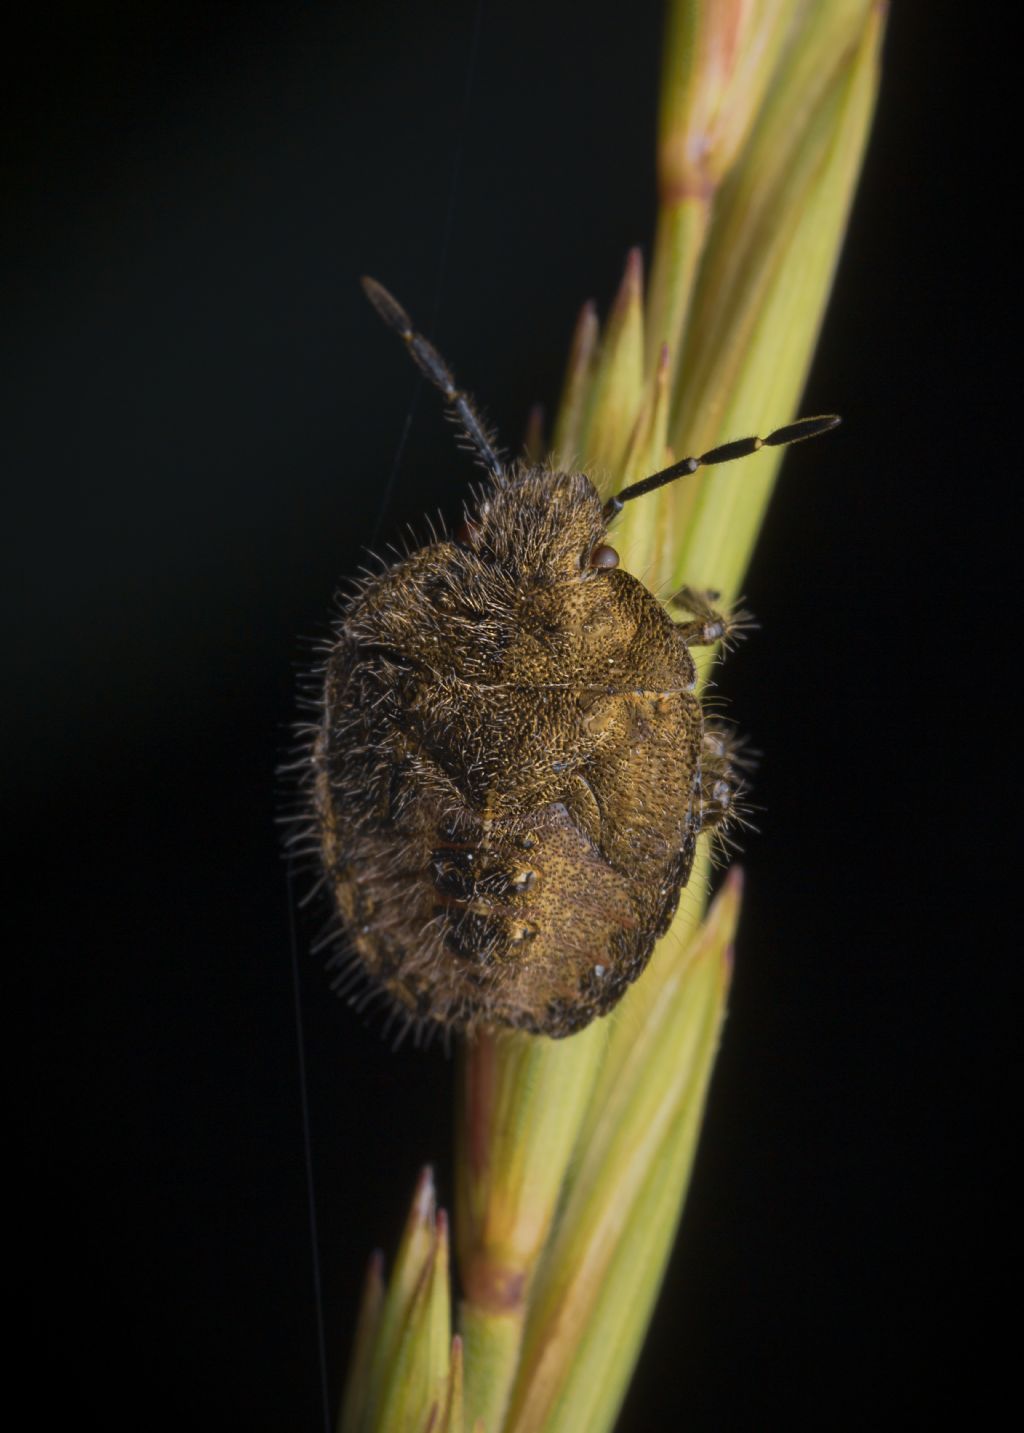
[360,1166,438,1431]
[577,248,646,475]
[503,875,739,1432]
[550,300,599,469]
[344,1171,463,1433]
[339,1251,385,1433]
[374,1210,451,1433]
[440,1336,465,1433]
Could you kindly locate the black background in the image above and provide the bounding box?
[6,2,1014,1429]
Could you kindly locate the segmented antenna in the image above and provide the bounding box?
[362,277,505,476]
[602,414,841,521]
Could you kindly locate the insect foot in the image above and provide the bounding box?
[669,586,756,653]
[300,279,838,1042]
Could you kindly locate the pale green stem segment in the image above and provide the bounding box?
[647,0,797,385]
[457,1304,523,1433]
[645,197,707,384]
[455,1022,608,1429]
[669,2,885,601]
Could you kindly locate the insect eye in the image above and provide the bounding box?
[455,517,481,548]
[588,544,619,570]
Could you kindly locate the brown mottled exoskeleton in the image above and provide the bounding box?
[305,279,837,1040]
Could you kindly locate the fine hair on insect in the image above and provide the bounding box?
[283,277,839,1047]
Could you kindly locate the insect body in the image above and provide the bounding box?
[309,280,837,1040]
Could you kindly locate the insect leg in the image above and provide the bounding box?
[669,586,754,652]
[362,277,505,476]
[697,726,750,838]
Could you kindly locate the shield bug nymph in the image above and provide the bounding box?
[298,278,838,1041]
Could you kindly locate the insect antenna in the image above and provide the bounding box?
[602,414,841,520]
[361,276,505,476]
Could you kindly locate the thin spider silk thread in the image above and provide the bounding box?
[287,859,332,1433]
[289,4,486,1426]
[368,0,485,548]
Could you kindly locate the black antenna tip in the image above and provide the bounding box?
[360,276,411,336]
[764,414,842,447]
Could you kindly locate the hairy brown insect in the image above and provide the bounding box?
[299,279,838,1041]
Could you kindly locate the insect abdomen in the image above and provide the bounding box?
[315,557,708,1038]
